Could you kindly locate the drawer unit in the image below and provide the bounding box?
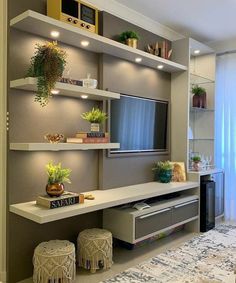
[172,199,199,225]
[103,195,199,244]
[135,207,172,239]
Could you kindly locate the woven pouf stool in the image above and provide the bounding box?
[77,228,113,273]
[33,240,76,283]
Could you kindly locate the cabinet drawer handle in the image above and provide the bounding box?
[139,208,171,219]
[174,200,198,209]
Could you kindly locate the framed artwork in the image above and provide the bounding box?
[170,162,186,182]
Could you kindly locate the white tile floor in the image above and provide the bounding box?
[76,230,196,283]
[19,230,196,283]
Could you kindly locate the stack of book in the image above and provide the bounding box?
[67,132,110,144]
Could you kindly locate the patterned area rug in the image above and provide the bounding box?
[102,224,236,283]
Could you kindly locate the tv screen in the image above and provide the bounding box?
[110,95,168,154]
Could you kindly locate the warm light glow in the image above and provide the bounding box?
[50,31,60,38]
[51,89,60,95]
[81,41,90,47]
[157,65,164,70]
[81,95,88,99]
[194,49,200,55]
[135,57,142,63]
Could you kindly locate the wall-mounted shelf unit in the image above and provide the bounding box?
[10,143,120,151]
[10,181,199,224]
[10,78,120,100]
[10,10,188,73]
[190,107,215,113]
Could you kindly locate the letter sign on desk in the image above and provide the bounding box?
[47,0,99,34]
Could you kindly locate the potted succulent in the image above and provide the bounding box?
[27,41,67,107]
[46,162,71,197]
[191,85,207,108]
[191,155,201,171]
[152,161,173,183]
[119,31,140,48]
[81,107,108,132]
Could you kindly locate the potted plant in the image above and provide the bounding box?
[152,161,172,183]
[46,162,71,197]
[27,41,67,107]
[119,31,140,48]
[191,155,201,171]
[191,85,207,108]
[81,107,108,132]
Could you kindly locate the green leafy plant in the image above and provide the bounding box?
[46,162,71,184]
[152,161,172,172]
[191,85,206,96]
[81,108,108,124]
[119,31,140,43]
[27,41,67,107]
[191,156,201,163]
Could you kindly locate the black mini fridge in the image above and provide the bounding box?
[200,180,215,232]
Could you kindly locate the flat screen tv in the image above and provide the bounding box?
[110,94,168,154]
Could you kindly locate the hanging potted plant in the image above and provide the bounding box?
[152,161,173,183]
[27,41,67,107]
[191,155,201,171]
[81,107,108,132]
[119,31,140,48]
[45,162,71,197]
[191,85,207,108]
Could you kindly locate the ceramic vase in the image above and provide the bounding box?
[156,169,172,183]
[46,183,65,197]
[91,123,100,132]
[192,93,207,108]
[126,38,138,48]
[192,161,200,171]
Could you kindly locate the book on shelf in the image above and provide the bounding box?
[76,132,109,138]
[36,191,84,209]
[67,137,110,143]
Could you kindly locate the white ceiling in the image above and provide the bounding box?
[115,0,236,44]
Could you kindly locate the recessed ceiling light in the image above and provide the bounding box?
[135,57,142,63]
[157,65,164,70]
[194,50,200,55]
[81,95,88,99]
[51,89,60,95]
[50,31,60,38]
[81,41,90,47]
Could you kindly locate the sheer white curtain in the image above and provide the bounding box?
[216,53,236,221]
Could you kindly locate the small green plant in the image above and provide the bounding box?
[27,41,67,107]
[119,31,140,43]
[191,156,201,163]
[81,108,108,124]
[152,161,172,172]
[46,162,71,184]
[191,85,206,96]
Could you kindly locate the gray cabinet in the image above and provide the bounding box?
[172,199,199,224]
[211,172,224,217]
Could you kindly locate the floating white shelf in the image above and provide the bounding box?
[10,78,120,100]
[10,142,120,151]
[10,181,199,224]
[10,10,187,73]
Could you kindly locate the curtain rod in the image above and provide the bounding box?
[217,50,236,56]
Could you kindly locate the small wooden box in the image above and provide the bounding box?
[37,192,84,209]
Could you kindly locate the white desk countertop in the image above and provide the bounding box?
[10,181,199,224]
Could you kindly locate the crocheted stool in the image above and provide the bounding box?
[33,240,76,283]
[77,228,113,273]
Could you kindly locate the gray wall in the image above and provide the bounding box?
[7,2,171,282]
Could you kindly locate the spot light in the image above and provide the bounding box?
[135,57,142,63]
[194,50,200,55]
[51,89,60,95]
[81,41,90,47]
[50,31,60,38]
[81,95,88,99]
[157,65,164,70]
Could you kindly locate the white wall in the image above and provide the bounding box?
[0,0,7,281]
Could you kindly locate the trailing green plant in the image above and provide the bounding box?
[27,41,67,106]
[152,161,172,172]
[119,30,140,43]
[191,85,206,96]
[191,156,201,163]
[46,161,71,184]
[81,107,108,123]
